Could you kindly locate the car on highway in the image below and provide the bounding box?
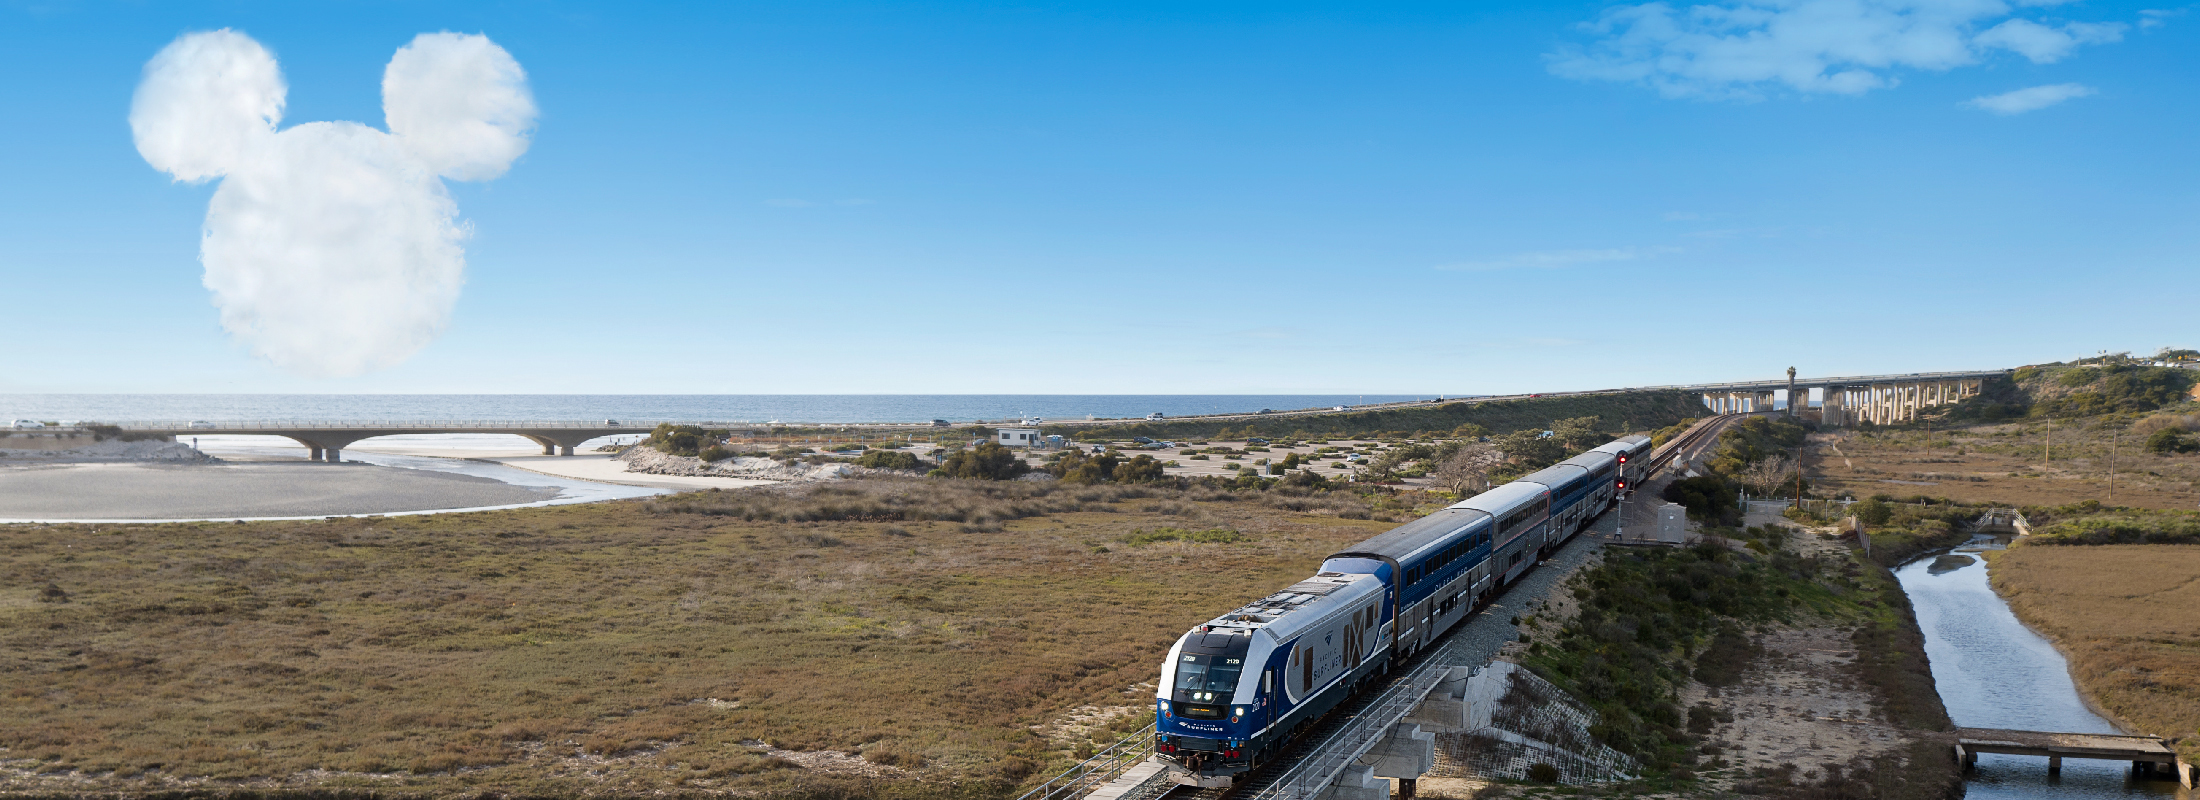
[604,419,620,425]
[188,420,217,429]
[10,419,44,429]
[1145,412,1165,420]
[1257,408,1274,414]
[1332,405,1347,412]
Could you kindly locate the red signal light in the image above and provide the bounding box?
[1617,454,1627,464]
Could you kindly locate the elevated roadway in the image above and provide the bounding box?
[110,420,674,462]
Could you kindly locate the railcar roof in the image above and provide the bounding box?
[1449,481,1550,515]
[1328,507,1491,563]
[1591,435,1651,454]
[1193,571,1382,643]
[1561,451,1616,471]
[1518,463,1587,489]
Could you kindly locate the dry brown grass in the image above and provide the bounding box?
[1988,544,2200,750]
[1807,422,2200,511]
[0,477,1391,796]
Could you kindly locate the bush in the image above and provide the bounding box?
[698,445,733,462]
[932,442,1031,481]
[1851,497,1893,526]
[2145,428,2198,454]
[1661,475,1739,525]
[856,449,927,471]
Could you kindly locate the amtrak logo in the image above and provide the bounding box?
[1325,632,1333,646]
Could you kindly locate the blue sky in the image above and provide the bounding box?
[4,1,2195,395]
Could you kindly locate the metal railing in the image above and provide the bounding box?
[1244,663,1451,800]
[1013,721,1158,800]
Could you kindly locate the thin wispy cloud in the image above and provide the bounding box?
[1437,246,1679,272]
[2140,8,2186,29]
[1549,0,2130,100]
[1964,82,2097,114]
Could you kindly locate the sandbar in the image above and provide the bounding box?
[0,461,560,521]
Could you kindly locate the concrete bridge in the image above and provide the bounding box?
[1684,369,2004,426]
[115,421,671,462]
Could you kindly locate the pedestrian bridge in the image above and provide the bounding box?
[115,420,673,462]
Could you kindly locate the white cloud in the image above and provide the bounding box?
[1963,82,2096,113]
[2139,8,2184,29]
[1974,18,2125,62]
[1436,246,1679,271]
[132,30,535,378]
[1550,0,2129,99]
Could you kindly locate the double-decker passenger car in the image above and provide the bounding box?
[1155,434,1653,785]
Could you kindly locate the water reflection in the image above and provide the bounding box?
[1896,536,2189,799]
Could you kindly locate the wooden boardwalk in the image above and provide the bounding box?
[1955,727,2192,786]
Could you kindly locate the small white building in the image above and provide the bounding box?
[997,427,1042,447]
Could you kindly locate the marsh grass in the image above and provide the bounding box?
[1989,544,2200,756]
[0,478,1391,795]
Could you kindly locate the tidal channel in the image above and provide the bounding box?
[1897,535,2190,799]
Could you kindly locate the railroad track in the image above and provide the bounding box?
[1040,416,1752,800]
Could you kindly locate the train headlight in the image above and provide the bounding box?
[1233,707,1244,718]
[1159,701,1170,712]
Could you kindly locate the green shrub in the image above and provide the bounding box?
[1851,498,1893,526]
[2145,428,2198,454]
[856,449,926,470]
[698,446,732,462]
[932,442,1030,481]
[1661,475,1740,525]
[1122,527,1243,546]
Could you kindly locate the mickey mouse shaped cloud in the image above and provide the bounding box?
[132,30,535,377]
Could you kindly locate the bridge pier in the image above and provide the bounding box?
[308,446,323,461]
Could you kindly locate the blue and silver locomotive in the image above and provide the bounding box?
[1155,435,1653,785]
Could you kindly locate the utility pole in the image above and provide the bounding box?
[2045,419,2052,465]
[1793,446,1804,509]
[2109,429,2118,503]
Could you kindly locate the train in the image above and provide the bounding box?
[1153,434,1655,786]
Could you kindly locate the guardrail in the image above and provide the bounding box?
[1012,721,1157,800]
[1244,663,1451,800]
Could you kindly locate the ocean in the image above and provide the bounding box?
[0,394,1433,425]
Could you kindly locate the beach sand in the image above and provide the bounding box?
[0,461,560,520]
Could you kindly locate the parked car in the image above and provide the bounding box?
[188,420,217,429]
[10,419,43,429]
[1133,437,1154,444]
[1246,437,1270,445]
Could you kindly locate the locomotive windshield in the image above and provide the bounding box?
[1174,654,1244,702]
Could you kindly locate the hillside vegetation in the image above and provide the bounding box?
[1046,390,1705,442]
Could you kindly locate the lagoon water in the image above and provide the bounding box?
[1897,540,2190,799]
[0,394,1431,425]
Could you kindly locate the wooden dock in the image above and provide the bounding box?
[1955,727,2192,786]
